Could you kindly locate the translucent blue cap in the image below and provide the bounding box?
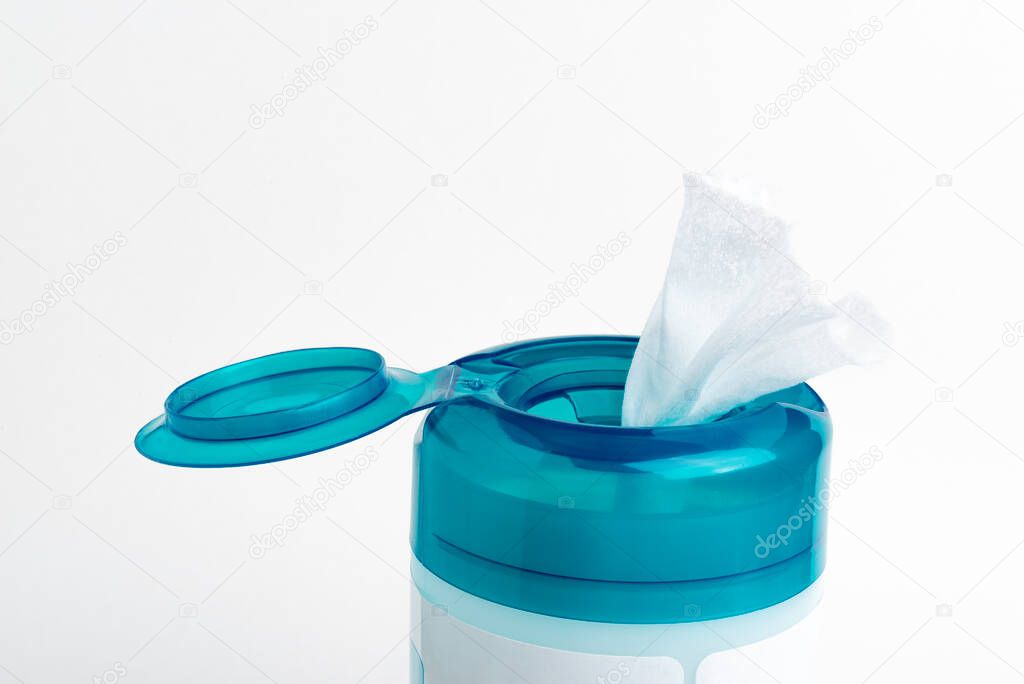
[135,336,831,623]
[135,347,463,467]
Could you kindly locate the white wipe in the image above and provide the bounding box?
[622,175,885,426]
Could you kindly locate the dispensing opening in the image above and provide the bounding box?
[512,373,626,426]
[487,339,635,426]
[472,336,789,428]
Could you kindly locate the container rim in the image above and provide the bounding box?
[452,334,828,436]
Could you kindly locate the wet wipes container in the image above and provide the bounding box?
[136,335,832,682]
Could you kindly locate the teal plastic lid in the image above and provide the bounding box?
[136,347,464,467]
[136,336,831,623]
[410,336,831,623]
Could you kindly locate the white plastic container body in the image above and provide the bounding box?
[410,558,823,684]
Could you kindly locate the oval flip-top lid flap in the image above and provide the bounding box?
[135,347,462,467]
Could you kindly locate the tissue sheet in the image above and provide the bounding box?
[622,175,884,426]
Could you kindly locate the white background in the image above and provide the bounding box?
[2,0,1024,681]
